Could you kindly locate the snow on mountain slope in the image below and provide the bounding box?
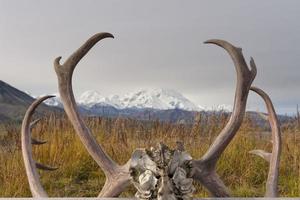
[78,91,122,108]
[36,88,230,112]
[119,88,201,111]
[78,90,104,105]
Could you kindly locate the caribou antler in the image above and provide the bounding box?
[21,96,58,197]
[21,34,280,198]
[30,118,47,145]
[250,87,281,197]
[191,40,257,197]
[54,32,131,197]
[201,39,257,164]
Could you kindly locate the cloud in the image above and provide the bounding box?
[0,0,299,114]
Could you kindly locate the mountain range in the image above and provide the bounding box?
[0,80,234,124]
[0,80,293,125]
[42,88,232,112]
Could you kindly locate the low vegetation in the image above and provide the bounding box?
[0,112,299,197]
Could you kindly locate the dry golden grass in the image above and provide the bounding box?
[0,113,299,197]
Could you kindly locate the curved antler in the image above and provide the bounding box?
[201,39,257,164]
[30,119,47,145]
[250,86,281,197]
[54,33,131,197]
[192,40,257,196]
[21,96,57,197]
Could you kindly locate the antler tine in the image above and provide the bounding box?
[249,149,271,162]
[30,118,41,128]
[30,118,48,145]
[54,33,130,197]
[250,86,281,197]
[21,95,54,197]
[31,138,47,145]
[200,40,257,165]
[55,32,114,74]
[36,162,58,171]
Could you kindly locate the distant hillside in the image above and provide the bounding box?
[0,80,60,123]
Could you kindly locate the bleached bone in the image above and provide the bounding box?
[21,33,281,198]
[21,96,58,197]
[250,87,282,197]
[130,143,195,200]
[249,149,271,162]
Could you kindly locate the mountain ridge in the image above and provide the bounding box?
[0,80,293,126]
[43,88,231,112]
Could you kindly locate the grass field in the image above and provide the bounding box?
[0,113,299,197]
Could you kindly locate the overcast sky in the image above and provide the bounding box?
[0,0,299,114]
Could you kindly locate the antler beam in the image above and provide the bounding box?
[54,33,131,197]
[21,96,56,197]
[201,39,257,164]
[250,87,281,197]
[192,40,257,197]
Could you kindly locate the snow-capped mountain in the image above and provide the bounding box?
[78,91,123,108]
[2,80,291,126]
[78,91,105,105]
[37,88,231,112]
[118,88,201,111]
[76,88,201,111]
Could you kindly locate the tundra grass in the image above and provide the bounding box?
[0,114,299,197]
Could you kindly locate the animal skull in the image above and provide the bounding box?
[130,143,195,200]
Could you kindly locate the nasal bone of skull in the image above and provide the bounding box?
[157,175,176,200]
